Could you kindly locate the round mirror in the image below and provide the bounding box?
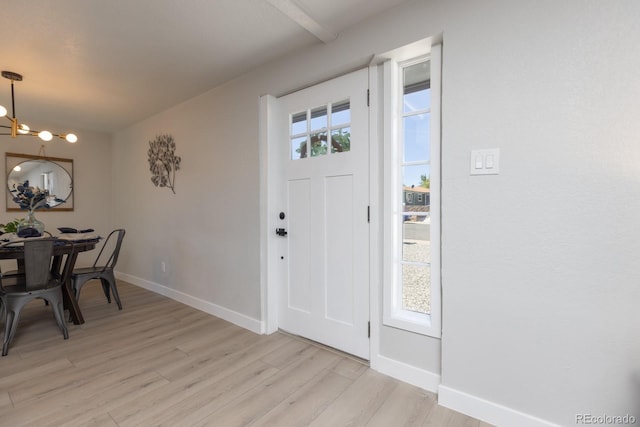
[7,159,73,208]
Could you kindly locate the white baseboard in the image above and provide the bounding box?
[372,354,441,393]
[115,272,265,334]
[438,385,560,427]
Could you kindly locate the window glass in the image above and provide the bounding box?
[402,165,430,189]
[291,111,307,135]
[292,136,307,159]
[403,114,430,163]
[403,62,430,113]
[289,99,352,160]
[392,58,435,323]
[331,127,350,153]
[331,100,350,126]
[310,133,327,157]
[402,216,430,263]
[402,264,431,314]
[310,106,327,132]
[399,59,431,316]
[383,48,441,337]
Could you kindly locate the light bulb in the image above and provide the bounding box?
[18,124,30,134]
[0,105,6,117]
[65,133,78,143]
[38,130,53,141]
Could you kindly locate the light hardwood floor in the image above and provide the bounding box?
[0,281,491,427]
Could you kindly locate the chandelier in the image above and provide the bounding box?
[0,71,77,143]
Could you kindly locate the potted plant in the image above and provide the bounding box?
[0,219,21,234]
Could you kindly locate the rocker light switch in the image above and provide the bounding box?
[485,155,495,169]
[470,149,500,175]
[474,154,483,169]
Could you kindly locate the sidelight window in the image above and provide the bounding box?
[383,45,441,337]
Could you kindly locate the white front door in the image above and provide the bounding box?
[268,69,370,359]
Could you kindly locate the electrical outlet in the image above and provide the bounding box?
[161,261,166,273]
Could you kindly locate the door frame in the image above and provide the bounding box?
[260,93,282,335]
[259,70,377,354]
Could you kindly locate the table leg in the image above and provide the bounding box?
[62,280,84,324]
[55,251,85,325]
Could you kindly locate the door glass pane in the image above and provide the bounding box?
[402,264,430,314]
[403,61,430,113]
[291,111,307,136]
[310,106,327,132]
[331,100,350,126]
[291,100,353,159]
[310,133,327,157]
[403,113,430,162]
[292,136,307,159]
[331,127,350,153]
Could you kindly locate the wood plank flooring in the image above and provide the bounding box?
[0,281,491,426]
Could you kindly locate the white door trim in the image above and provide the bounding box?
[260,94,281,335]
[367,64,382,369]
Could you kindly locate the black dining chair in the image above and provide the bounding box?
[71,229,125,310]
[0,231,53,278]
[0,238,69,356]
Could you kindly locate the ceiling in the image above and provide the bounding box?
[0,0,408,135]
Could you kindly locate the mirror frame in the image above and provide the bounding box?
[5,152,74,212]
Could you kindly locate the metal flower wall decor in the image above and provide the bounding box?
[148,134,181,194]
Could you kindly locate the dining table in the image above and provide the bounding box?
[0,237,99,325]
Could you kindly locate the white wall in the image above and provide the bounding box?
[1,124,113,267]
[112,87,263,328]
[438,1,640,425]
[111,0,640,425]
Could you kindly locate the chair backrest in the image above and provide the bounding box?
[24,238,56,291]
[93,229,126,271]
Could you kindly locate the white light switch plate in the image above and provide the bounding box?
[470,149,500,175]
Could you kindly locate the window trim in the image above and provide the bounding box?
[382,45,441,338]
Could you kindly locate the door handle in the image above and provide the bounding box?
[275,228,288,237]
